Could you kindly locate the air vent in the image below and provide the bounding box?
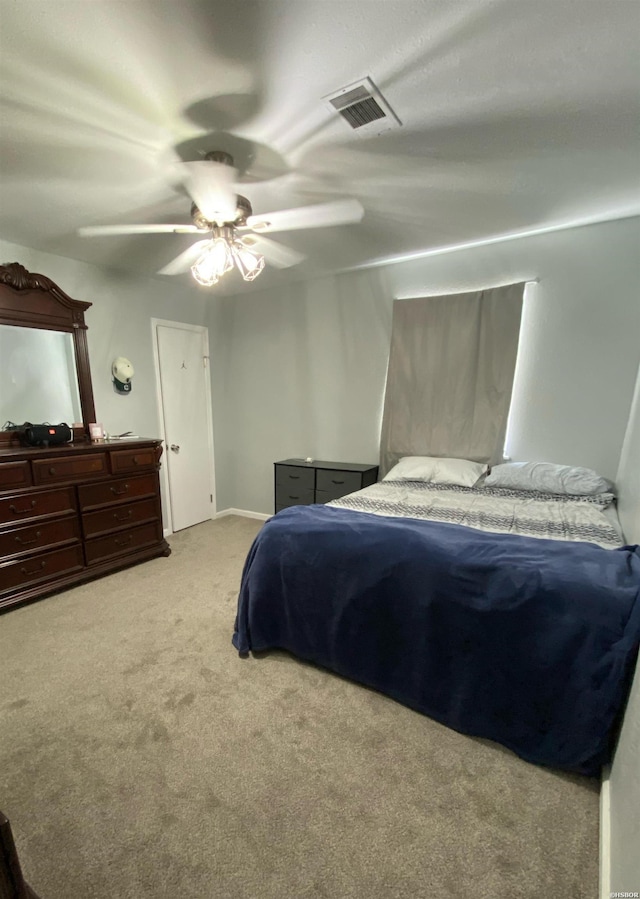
[323,77,401,137]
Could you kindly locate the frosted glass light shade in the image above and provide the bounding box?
[190,229,266,285]
[232,243,265,281]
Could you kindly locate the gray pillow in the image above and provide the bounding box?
[484,462,614,496]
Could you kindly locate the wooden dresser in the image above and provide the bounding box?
[0,439,170,612]
[274,459,378,513]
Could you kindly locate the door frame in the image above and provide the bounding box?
[151,318,217,536]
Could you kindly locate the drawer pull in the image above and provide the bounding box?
[331,479,345,485]
[111,484,130,496]
[9,501,37,515]
[288,475,300,480]
[20,561,46,575]
[114,534,134,547]
[49,467,57,476]
[132,457,140,465]
[288,495,300,500]
[15,530,42,546]
[113,510,133,522]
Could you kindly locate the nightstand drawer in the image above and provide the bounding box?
[275,464,315,490]
[274,487,315,509]
[316,469,363,497]
[274,459,378,513]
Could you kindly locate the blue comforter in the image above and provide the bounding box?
[233,505,640,775]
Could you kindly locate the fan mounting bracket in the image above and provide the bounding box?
[203,150,234,167]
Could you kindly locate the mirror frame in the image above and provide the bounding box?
[0,261,96,445]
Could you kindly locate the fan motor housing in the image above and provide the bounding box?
[191,195,252,230]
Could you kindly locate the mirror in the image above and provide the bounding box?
[0,324,82,427]
[0,262,96,444]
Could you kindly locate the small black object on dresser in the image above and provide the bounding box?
[274,459,378,513]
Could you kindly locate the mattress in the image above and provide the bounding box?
[329,479,624,549]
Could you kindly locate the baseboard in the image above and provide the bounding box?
[164,510,268,535]
[599,764,611,899]
[215,508,271,522]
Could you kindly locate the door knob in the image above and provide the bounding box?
[170,444,180,453]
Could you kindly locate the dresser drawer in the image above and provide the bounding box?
[0,461,32,491]
[0,517,80,560]
[82,498,159,538]
[275,464,315,490]
[0,487,76,526]
[32,452,108,486]
[274,487,315,509]
[85,521,162,565]
[316,468,364,499]
[110,447,157,475]
[0,544,84,595]
[78,474,158,511]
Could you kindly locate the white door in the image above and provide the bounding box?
[154,322,214,532]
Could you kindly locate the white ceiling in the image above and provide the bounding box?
[1,0,639,295]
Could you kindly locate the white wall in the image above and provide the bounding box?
[616,361,640,545]
[207,267,393,513]
[208,216,640,514]
[606,362,640,895]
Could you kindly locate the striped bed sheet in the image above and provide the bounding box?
[329,479,623,549]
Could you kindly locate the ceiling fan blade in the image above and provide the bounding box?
[180,159,238,222]
[78,224,199,236]
[157,240,212,276]
[246,198,364,233]
[240,235,306,269]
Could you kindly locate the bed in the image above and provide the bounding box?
[232,460,640,776]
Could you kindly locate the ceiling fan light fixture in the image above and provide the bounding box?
[232,242,266,281]
[190,241,219,286]
[190,225,265,286]
[211,235,235,274]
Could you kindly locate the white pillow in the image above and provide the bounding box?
[383,456,488,488]
[484,462,613,496]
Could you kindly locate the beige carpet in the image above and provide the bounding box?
[0,515,599,899]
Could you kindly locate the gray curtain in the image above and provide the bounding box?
[380,283,525,476]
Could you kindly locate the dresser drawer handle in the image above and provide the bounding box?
[288,475,300,480]
[114,534,134,547]
[111,484,129,496]
[15,530,42,546]
[49,466,57,476]
[288,495,300,500]
[331,479,345,485]
[132,457,140,465]
[9,501,37,515]
[113,510,133,522]
[20,561,46,575]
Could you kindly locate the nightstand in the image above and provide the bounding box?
[274,459,378,513]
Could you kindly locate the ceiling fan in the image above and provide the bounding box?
[78,151,364,286]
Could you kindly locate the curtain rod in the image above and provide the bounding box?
[394,279,539,300]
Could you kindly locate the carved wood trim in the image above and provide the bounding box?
[0,262,91,318]
[0,262,96,435]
